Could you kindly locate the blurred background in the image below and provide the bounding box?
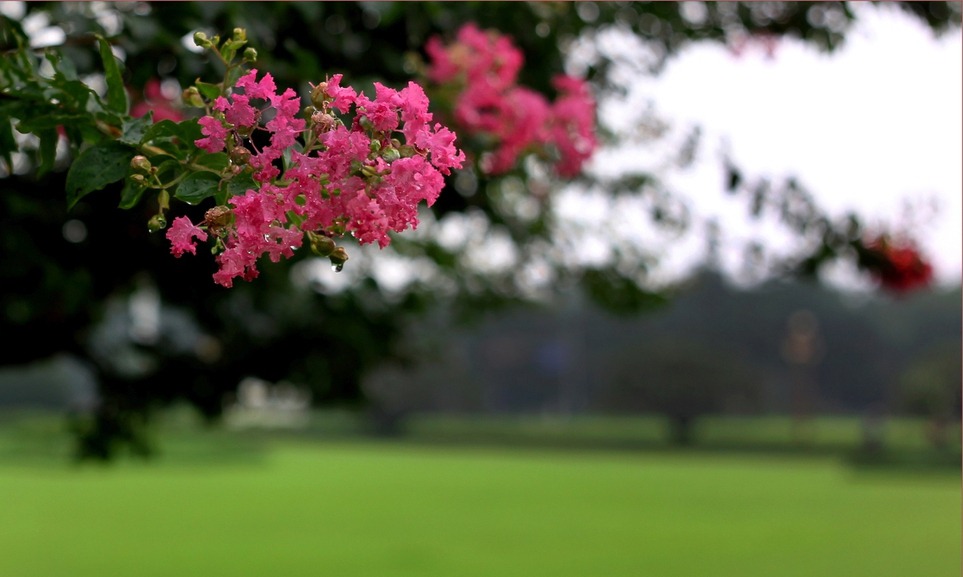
[0,2,959,576]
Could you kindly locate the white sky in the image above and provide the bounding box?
[636,3,962,288]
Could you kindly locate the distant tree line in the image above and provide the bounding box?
[364,270,962,445]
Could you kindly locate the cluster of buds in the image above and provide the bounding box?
[127,154,172,233]
[857,234,934,294]
[423,23,597,177]
[168,67,464,287]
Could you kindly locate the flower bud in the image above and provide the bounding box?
[193,31,210,48]
[232,28,247,43]
[243,47,257,63]
[130,155,151,173]
[229,146,251,166]
[349,159,365,176]
[130,173,146,184]
[361,164,380,178]
[311,111,336,131]
[182,86,205,108]
[381,147,400,163]
[204,205,232,234]
[310,82,328,109]
[147,214,167,233]
[329,247,349,272]
[308,232,336,257]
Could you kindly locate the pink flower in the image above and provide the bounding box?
[434,23,523,92]
[489,87,550,175]
[213,246,257,288]
[219,93,257,128]
[235,69,277,101]
[318,126,372,182]
[399,82,433,128]
[413,123,466,176]
[547,75,597,177]
[130,79,184,123]
[345,189,391,247]
[253,87,305,182]
[424,36,460,84]
[195,116,228,153]
[387,155,445,208]
[204,187,311,288]
[166,216,208,257]
[423,23,596,177]
[324,74,357,113]
[356,83,402,133]
[178,66,463,287]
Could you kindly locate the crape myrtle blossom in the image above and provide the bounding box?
[858,235,934,294]
[167,216,208,257]
[424,22,597,177]
[170,69,464,287]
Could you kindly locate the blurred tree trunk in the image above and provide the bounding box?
[668,414,695,446]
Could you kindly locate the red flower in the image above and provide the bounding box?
[860,235,934,294]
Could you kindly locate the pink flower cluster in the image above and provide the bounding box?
[168,69,464,287]
[424,23,597,177]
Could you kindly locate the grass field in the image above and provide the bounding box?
[0,411,959,577]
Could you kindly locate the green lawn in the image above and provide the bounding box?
[0,425,959,577]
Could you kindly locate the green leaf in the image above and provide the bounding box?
[142,119,182,146]
[118,178,148,210]
[225,171,257,198]
[193,152,228,172]
[224,66,244,92]
[120,115,151,146]
[0,14,29,48]
[58,79,97,110]
[0,115,16,170]
[65,141,133,210]
[173,118,202,143]
[17,113,90,133]
[152,158,181,184]
[93,110,127,139]
[143,118,201,147]
[96,35,128,115]
[44,49,77,81]
[194,80,222,101]
[37,127,57,177]
[144,140,180,158]
[140,119,202,162]
[174,171,221,205]
[219,44,238,65]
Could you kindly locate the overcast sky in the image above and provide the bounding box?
[638,3,962,288]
